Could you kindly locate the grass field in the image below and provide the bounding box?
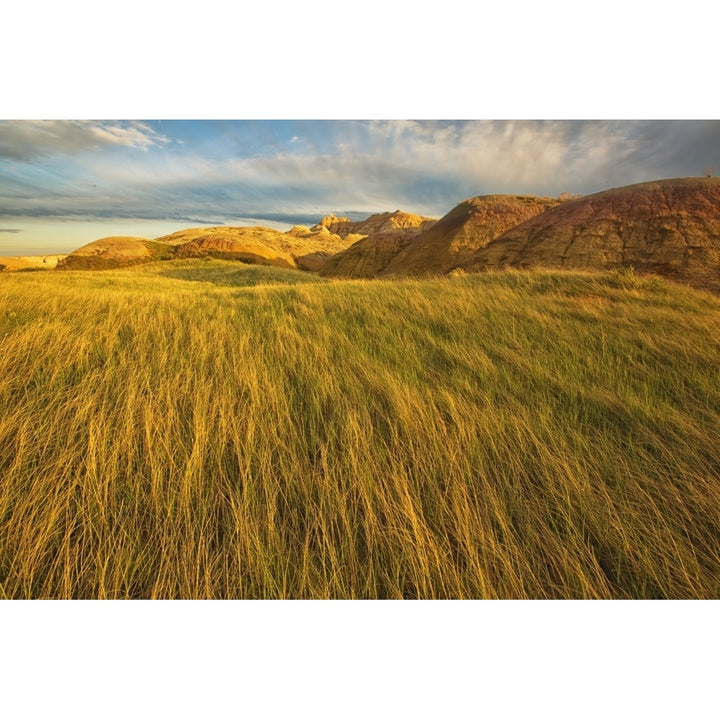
[1,259,720,598]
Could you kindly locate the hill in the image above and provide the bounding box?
[319,195,560,279]
[459,177,720,291]
[0,254,66,272]
[312,210,436,238]
[317,232,416,278]
[57,225,355,272]
[162,226,354,271]
[162,227,297,268]
[380,194,561,277]
[52,213,432,275]
[56,237,173,270]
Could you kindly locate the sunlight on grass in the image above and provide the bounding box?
[1,261,720,598]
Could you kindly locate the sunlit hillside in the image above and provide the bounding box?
[1,260,719,598]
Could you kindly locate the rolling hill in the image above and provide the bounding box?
[14,177,720,292]
[56,237,173,270]
[0,254,66,272]
[56,225,355,272]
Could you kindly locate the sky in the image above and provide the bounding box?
[1,119,719,255]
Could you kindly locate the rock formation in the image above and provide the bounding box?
[459,177,720,291]
[376,195,561,277]
[311,211,436,239]
[173,230,296,268]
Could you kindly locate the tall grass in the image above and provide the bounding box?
[1,260,720,598]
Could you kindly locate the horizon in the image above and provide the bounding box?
[1,119,719,255]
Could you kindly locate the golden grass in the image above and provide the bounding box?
[1,261,720,598]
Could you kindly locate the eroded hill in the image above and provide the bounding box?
[57,237,173,270]
[312,210,436,238]
[459,178,720,291]
[25,178,720,290]
[381,195,561,277]
[319,195,560,279]
[57,225,355,271]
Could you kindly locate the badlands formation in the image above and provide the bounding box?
[459,177,720,291]
[8,177,720,292]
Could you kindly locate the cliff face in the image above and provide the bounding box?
[459,178,720,291]
[380,195,561,277]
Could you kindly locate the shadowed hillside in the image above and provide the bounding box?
[460,177,720,291]
[318,232,416,278]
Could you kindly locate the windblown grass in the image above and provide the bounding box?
[1,260,719,598]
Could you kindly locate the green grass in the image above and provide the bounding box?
[1,260,720,598]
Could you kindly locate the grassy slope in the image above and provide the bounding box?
[1,260,719,598]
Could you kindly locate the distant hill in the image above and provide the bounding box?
[56,237,172,270]
[56,225,355,271]
[158,226,353,271]
[312,210,436,239]
[0,254,66,272]
[459,177,720,291]
[53,213,433,274]
[161,227,297,268]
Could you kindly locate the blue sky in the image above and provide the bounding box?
[1,119,719,255]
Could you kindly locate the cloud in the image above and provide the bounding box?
[1,120,718,228]
[0,228,22,233]
[0,120,168,160]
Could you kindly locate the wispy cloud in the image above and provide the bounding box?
[0,120,168,160]
[1,120,718,231]
[0,228,22,233]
